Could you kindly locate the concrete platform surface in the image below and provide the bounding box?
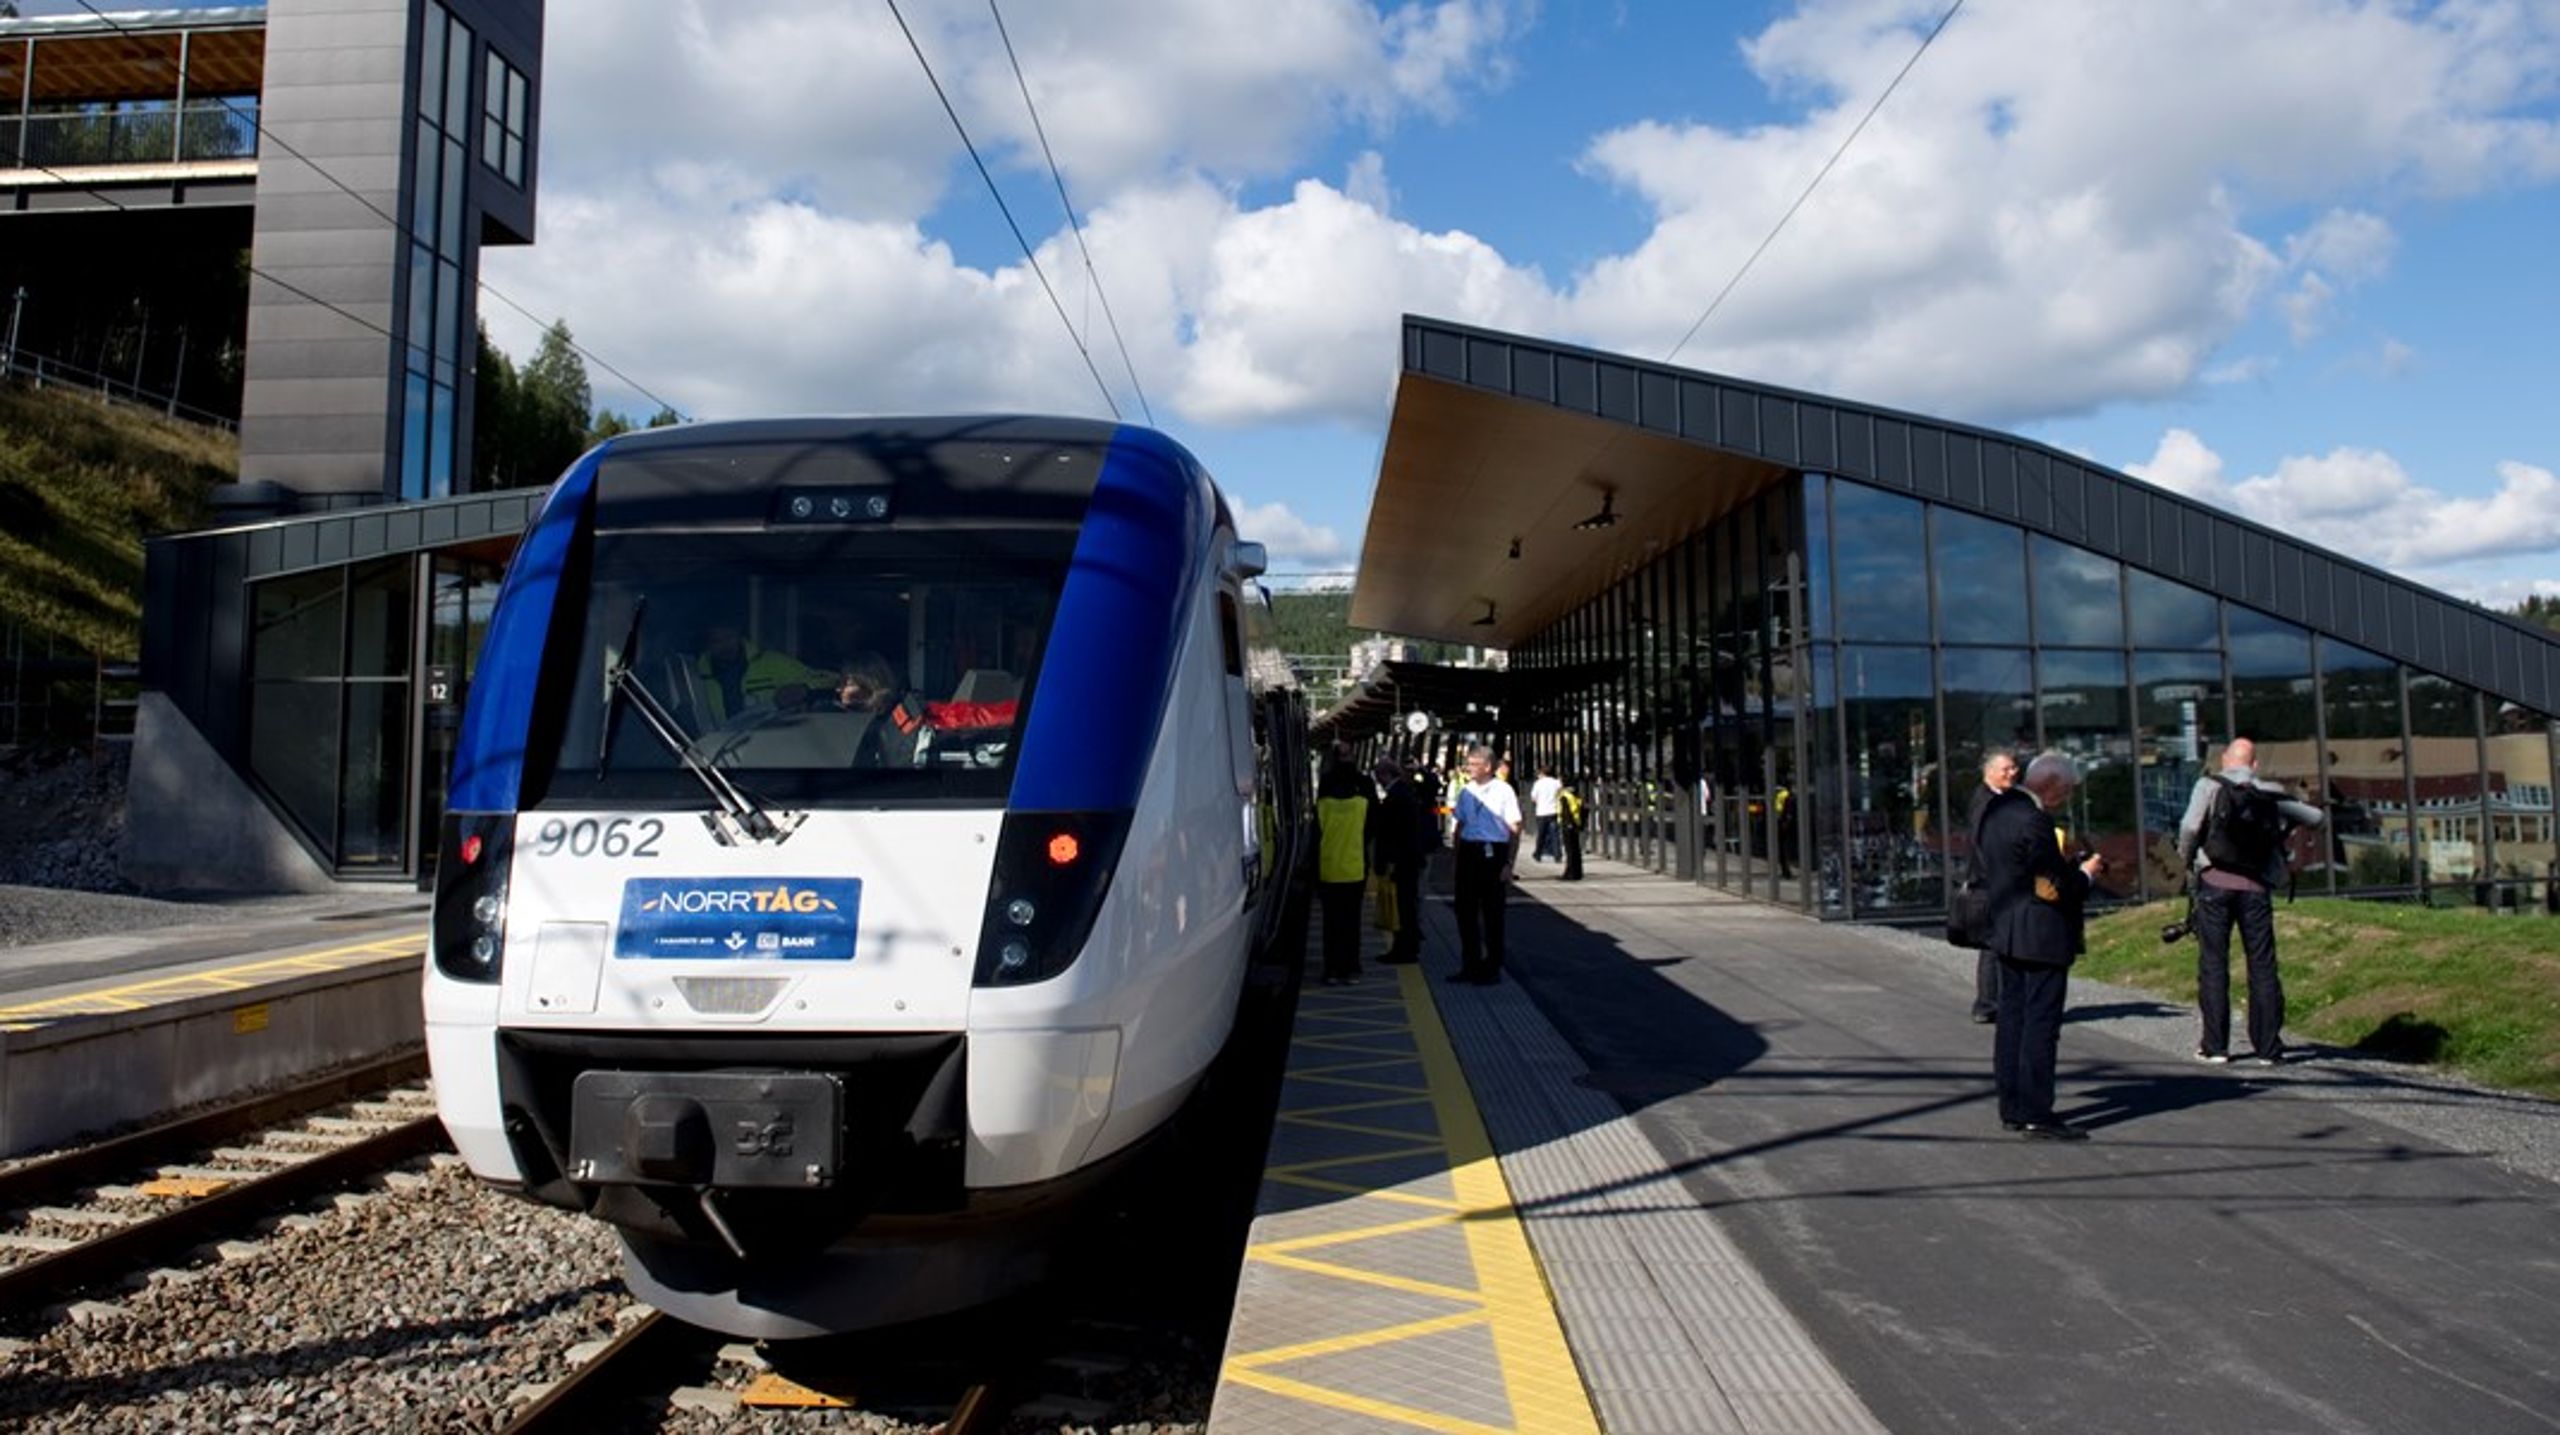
[1479,854,2560,1435]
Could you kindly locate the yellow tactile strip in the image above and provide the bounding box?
[1214,968,1601,1435]
[0,935,424,1030]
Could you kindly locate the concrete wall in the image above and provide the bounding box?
[0,955,424,1156]
[123,691,345,894]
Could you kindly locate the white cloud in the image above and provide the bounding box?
[2202,354,2277,385]
[2126,430,2560,572]
[2285,208,2397,283]
[495,0,2560,443]
[2379,337,2417,377]
[1232,498,1352,570]
[1551,0,2560,422]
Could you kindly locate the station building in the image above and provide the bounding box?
[1338,316,2560,921]
[0,2,546,889]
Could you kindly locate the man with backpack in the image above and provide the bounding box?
[2176,737,2326,1066]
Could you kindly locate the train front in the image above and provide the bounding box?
[423,417,1232,1336]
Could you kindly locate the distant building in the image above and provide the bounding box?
[0,2,548,888]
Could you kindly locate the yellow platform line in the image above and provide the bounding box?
[1278,1112,1445,1142]
[1250,1212,1458,1256]
[0,933,426,1024]
[1404,964,1600,1434]
[1265,1173,1463,1209]
[1264,1142,1448,1177]
[1282,1094,1436,1119]
[1293,1054,1429,1078]
[1249,1249,1482,1304]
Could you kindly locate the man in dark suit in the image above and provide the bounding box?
[1369,759,1431,965]
[1982,752,2107,1140]
[1965,750,2023,1023]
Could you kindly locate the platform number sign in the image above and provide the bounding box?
[426,665,459,707]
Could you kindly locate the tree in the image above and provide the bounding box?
[470,322,523,490]
[589,409,636,442]
[2515,595,2560,634]
[646,405,682,428]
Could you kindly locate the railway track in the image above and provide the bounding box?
[0,1052,448,1320]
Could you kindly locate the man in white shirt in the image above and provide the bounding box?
[1449,744,1523,985]
[1528,765,1564,862]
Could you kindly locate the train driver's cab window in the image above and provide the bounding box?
[537,529,1070,806]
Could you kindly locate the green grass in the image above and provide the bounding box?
[2081,898,2560,1099]
[0,385,233,658]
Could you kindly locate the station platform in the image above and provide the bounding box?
[0,900,426,1154]
[1214,855,2560,1435]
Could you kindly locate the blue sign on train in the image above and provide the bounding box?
[614,877,863,960]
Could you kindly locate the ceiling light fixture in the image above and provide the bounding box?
[1574,491,1619,531]
[1470,600,1497,627]
[1508,537,1522,560]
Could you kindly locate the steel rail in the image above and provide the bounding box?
[499,1310,709,1433]
[0,1050,429,1212]
[0,1113,447,1315]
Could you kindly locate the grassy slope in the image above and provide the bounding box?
[0,386,233,658]
[2080,898,2560,1098]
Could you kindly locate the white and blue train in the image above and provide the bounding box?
[425,417,1309,1336]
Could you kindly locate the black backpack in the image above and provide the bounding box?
[2202,776,2285,875]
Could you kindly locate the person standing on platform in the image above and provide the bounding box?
[1449,744,1522,985]
[1559,773,1587,881]
[2177,737,2324,1065]
[1529,765,1564,862]
[1314,753,1374,986]
[1965,750,2025,1024]
[1982,751,2105,1140]
[1370,758,1431,965]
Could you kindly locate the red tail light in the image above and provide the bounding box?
[459,833,485,866]
[1045,832,1081,866]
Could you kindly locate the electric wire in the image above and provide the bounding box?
[986,0,1154,427]
[1662,0,1965,365]
[8,156,442,375]
[65,0,689,420]
[881,0,1122,421]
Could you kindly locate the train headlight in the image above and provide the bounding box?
[972,812,1130,987]
[433,813,514,984]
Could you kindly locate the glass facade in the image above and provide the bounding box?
[248,560,416,871]
[1511,472,2560,919]
[398,3,489,501]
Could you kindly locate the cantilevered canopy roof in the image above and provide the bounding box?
[1353,315,2560,717]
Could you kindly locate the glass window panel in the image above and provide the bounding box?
[2137,651,2225,891]
[251,682,341,850]
[2320,641,2412,889]
[1803,475,1832,640]
[1830,481,1930,643]
[2407,673,2486,896]
[2486,704,2556,902]
[484,59,504,148]
[505,132,522,184]
[508,67,527,133]
[434,256,461,364]
[484,111,504,170]
[2225,613,2322,887]
[1931,507,2029,644]
[439,135,465,255]
[1809,644,1845,913]
[2039,649,2138,898]
[2029,535,2123,647]
[345,559,412,678]
[1838,645,1940,911]
[400,370,430,500]
[252,571,344,681]
[444,16,474,130]
[417,2,447,127]
[410,118,439,243]
[337,681,409,869]
[404,243,434,371]
[427,381,456,499]
[2127,569,2219,648]
[1941,648,2035,873]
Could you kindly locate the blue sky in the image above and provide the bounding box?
[54,1,2558,606]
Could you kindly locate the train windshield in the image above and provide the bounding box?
[533,527,1074,808]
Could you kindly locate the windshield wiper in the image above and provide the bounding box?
[596,600,799,846]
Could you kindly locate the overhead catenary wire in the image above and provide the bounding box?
[1661,0,1966,365]
[881,0,1123,422]
[986,0,1154,427]
[66,0,690,422]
